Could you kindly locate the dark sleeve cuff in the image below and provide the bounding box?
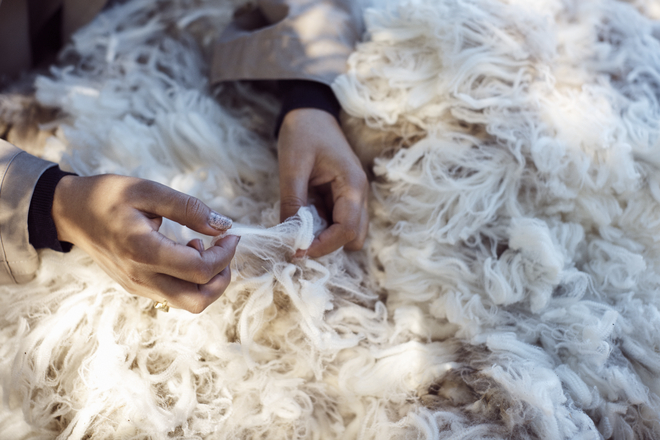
[275,80,341,137]
[28,166,77,252]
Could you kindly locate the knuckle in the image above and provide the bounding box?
[184,197,206,220]
[280,195,306,219]
[138,177,156,191]
[125,246,146,264]
[128,178,150,196]
[216,270,232,292]
[186,297,211,315]
[341,226,358,243]
[192,263,215,284]
[345,236,365,251]
[187,303,206,315]
[280,195,305,208]
[352,170,369,191]
[124,234,152,264]
[126,271,147,287]
[353,164,367,180]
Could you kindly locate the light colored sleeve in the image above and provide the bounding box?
[210,0,363,86]
[0,139,57,284]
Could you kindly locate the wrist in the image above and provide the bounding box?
[275,80,341,137]
[28,166,77,252]
[52,175,80,245]
[280,108,340,140]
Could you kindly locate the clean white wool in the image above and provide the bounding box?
[1,0,660,438]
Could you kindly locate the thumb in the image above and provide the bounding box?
[140,181,232,235]
[279,174,308,222]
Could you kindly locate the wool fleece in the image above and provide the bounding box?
[1,0,660,439]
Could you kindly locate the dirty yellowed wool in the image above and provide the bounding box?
[2,0,660,439]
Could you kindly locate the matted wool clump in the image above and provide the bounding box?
[1,0,660,439]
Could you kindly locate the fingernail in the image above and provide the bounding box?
[209,211,232,230]
[228,235,241,249]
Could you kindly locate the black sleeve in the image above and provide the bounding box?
[28,165,76,252]
[274,80,342,137]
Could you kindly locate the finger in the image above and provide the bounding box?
[294,199,368,259]
[150,266,232,314]
[306,223,359,258]
[319,184,364,246]
[135,181,232,235]
[298,178,366,258]
[144,233,239,284]
[344,204,368,251]
[278,137,315,222]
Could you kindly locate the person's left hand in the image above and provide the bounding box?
[51,174,238,313]
[278,108,369,258]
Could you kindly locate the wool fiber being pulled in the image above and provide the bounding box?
[2,0,660,438]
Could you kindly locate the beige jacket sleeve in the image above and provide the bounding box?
[210,0,363,86]
[0,140,57,284]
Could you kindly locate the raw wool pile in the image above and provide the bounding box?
[0,0,659,440]
[336,0,660,438]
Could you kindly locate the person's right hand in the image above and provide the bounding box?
[277,108,369,258]
[51,174,238,314]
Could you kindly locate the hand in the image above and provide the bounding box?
[278,108,368,258]
[52,174,239,313]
